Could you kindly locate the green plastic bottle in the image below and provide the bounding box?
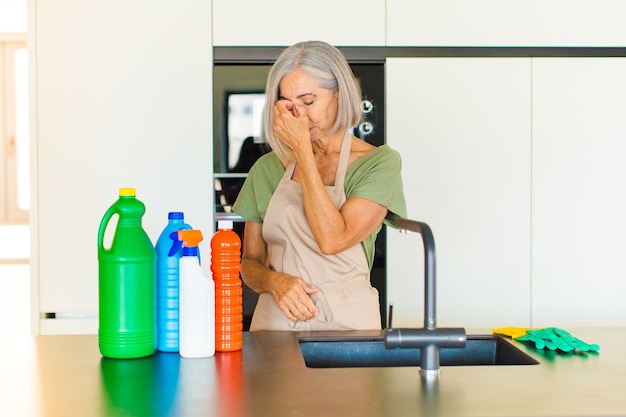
[98,188,156,359]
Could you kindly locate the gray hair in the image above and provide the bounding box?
[263,41,362,160]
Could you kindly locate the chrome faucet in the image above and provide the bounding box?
[384,218,467,376]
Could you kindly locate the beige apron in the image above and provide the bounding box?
[250,130,381,331]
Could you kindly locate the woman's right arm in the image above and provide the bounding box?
[240,220,272,293]
[241,220,319,322]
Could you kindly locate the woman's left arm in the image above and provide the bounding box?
[297,144,400,254]
[283,131,388,254]
[291,137,387,254]
[304,191,388,255]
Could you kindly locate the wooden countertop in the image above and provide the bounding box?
[1,328,625,416]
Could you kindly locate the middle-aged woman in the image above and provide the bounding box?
[232,40,406,331]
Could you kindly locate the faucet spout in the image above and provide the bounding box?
[395,219,437,330]
[384,218,466,375]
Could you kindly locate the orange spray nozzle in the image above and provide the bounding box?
[177,229,204,247]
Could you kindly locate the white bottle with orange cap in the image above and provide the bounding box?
[178,229,215,358]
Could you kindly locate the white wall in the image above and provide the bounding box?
[30,0,213,334]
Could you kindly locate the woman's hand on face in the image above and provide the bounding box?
[269,273,319,322]
[273,100,310,152]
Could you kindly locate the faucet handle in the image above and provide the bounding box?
[387,303,394,329]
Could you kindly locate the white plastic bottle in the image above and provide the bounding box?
[177,229,215,358]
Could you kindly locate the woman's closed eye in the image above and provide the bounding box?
[277,93,317,107]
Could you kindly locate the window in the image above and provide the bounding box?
[1,40,29,225]
[223,91,266,171]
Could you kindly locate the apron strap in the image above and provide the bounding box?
[283,160,296,180]
[333,130,352,188]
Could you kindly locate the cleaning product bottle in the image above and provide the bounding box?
[97,187,156,359]
[211,220,243,352]
[155,212,192,352]
[178,230,215,358]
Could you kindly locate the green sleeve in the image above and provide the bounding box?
[232,153,284,223]
[345,145,407,225]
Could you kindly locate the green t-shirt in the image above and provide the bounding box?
[232,145,407,268]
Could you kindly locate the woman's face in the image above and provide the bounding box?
[277,69,339,140]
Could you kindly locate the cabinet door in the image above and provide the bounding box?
[33,1,214,334]
[532,58,626,326]
[387,0,626,47]
[212,0,385,46]
[386,58,531,327]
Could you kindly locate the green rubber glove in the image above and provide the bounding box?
[514,327,600,353]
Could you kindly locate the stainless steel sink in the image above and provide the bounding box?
[299,334,539,368]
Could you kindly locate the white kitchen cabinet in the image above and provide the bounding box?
[30,0,214,334]
[386,58,532,328]
[387,0,626,47]
[212,0,385,47]
[531,58,626,327]
[386,56,626,328]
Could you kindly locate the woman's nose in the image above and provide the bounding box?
[281,100,295,113]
